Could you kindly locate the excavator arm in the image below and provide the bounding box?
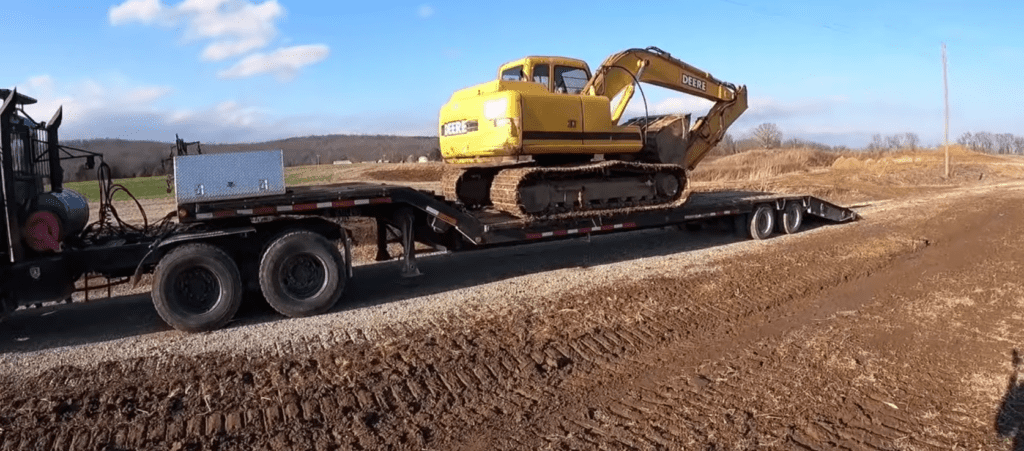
[582,47,748,169]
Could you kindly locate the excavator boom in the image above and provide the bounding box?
[584,46,748,169]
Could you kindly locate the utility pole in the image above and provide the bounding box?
[942,43,950,178]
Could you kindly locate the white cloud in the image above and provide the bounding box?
[218,44,330,80]
[25,75,55,92]
[181,0,284,61]
[109,0,328,74]
[109,0,168,25]
[10,74,435,143]
[125,86,173,105]
[417,4,434,18]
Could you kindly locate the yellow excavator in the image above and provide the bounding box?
[438,46,747,218]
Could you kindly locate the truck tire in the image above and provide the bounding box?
[749,204,775,240]
[778,201,804,234]
[259,230,346,318]
[152,243,243,332]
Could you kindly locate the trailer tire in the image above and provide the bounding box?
[259,230,346,318]
[749,204,775,240]
[778,201,804,234]
[152,243,243,332]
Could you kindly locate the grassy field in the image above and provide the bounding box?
[64,166,364,202]
[65,175,173,202]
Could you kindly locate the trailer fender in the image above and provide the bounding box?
[130,227,256,287]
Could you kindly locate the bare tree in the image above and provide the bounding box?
[975,132,994,152]
[957,131,974,149]
[885,134,904,150]
[752,123,782,149]
[719,133,737,154]
[995,133,1015,154]
[869,134,885,151]
[904,133,919,150]
[1014,136,1024,155]
[783,137,807,148]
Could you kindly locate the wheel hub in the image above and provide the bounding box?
[175,267,219,314]
[281,254,326,299]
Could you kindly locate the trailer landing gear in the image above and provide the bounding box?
[375,208,422,278]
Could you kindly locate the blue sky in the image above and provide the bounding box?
[3,0,1021,147]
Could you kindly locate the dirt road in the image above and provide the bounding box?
[2,173,1024,449]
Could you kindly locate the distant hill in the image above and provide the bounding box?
[61,134,440,181]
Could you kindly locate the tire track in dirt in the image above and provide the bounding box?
[484,187,1021,450]
[0,238,917,450]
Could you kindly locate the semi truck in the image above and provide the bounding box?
[0,87,856,333]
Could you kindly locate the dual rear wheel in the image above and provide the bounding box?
[152,230,346,332]
[737,202,805,240]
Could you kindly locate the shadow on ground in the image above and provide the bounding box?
[997,349,1024,450]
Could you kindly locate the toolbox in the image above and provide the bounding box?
[174,149,286,204]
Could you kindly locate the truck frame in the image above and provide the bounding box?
[0,90,857,332]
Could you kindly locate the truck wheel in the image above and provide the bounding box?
[749,204,775,240]
[778,201,804,234]
[152,243,243,332]
[259,231,346,318]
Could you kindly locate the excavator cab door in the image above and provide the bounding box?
[553,65,588,95]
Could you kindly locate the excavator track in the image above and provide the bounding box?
[490,160,688,220]
[441,167,466,204]
[442,164,526,208]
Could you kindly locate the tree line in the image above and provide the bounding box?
[60,134,441,182]
[713,122,847,155]
[955,131,1024,154]
[714,123,1024,156]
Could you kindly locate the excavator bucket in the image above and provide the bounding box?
[683,85,748,170]
[645,114,691,166]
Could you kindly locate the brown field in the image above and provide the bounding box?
[3,147,1024,450]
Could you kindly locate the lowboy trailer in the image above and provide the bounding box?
[0,90,857,332]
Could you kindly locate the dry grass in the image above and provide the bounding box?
[693,148,841,183]
[688,147,1024,204]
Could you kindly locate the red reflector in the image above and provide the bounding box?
[24,210,61,252]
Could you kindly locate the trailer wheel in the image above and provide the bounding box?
[152,243,243,332]
[779,201,804,234]
[749,204,775,240]
[259,230,346,318]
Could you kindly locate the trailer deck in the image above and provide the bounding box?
[179,182,858,253]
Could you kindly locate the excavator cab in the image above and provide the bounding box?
[497,57,591,95]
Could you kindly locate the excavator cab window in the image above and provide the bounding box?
[554,66,589,94]
[532,64,550,88]
[501,65,524,81]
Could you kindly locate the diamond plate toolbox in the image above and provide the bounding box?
[174,149,286,204]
